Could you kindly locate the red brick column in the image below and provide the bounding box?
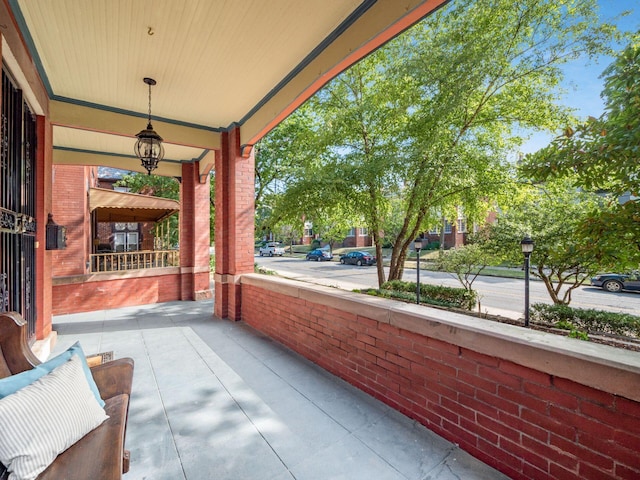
[51,165,92,277]
[35,116,53,339]
[180,162,212,301]
[214,127,255,320]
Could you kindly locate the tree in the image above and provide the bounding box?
[379,0,619,284]
[265,0,617,287]
[520,34,640,269]
[434,242,498,293]
[482,179,608,304]
[115,173,179,200]
[255,107,323,240]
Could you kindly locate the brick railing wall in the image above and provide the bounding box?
[52,268,182,315]
[240,274,640,480]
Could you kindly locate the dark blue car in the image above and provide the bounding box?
[305,249,333,261]
[339,251,376,266]
[590,273,640,293]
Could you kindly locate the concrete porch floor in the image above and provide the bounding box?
[52,300,509,480]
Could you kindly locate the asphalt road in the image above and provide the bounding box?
[254,255,640,318]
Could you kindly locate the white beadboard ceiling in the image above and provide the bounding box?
[8,0,445,176]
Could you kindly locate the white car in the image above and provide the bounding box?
[259,242,285,256]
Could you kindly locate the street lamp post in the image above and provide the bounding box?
[414,238,422,304]
[521,235,535,327]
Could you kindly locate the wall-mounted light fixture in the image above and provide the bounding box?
[45,214,67,250]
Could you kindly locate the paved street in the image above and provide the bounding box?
[254,255,640,317]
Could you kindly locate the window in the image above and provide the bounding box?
[358,228,368,236]
[304,228,313,237]
[347,228,356,237]
[443,221,452,234]
[457,218,467,233]
[428,227,438,235]
[114,232,139,252]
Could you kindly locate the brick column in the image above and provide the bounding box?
[50,165,92,277]
[180,162,212,301]
[35,116,53,339]
[214,127,255,320]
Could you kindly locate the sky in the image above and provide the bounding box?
[520,0,640,154]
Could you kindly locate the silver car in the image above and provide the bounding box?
[259,242,285,257]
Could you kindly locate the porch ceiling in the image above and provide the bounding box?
[4,0,447,177]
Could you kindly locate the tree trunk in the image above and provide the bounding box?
[372,233,386,287]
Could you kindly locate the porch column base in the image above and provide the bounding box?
[214,273,241,321]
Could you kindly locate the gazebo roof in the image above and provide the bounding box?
[89,188,179,223]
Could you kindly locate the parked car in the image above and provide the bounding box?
[339,251,376,266]
[305,249,333,261]
[590,273,640,293]
[259,242,285,257]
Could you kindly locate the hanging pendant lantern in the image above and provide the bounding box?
[134,77,164,174]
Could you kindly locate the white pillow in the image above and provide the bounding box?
[0,355,108,480]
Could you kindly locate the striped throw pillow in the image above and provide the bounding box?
[0,355,108,480]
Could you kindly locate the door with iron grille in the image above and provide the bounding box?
[1,67,38,340]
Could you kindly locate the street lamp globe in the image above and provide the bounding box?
[521,235,534,327]
[521,235,534,255]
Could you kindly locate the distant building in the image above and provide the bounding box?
[423,209,497,249]
[301,222,372,248]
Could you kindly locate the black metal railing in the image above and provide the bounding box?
[0,68,37,339]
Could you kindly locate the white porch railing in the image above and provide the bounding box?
[90,250,179,273]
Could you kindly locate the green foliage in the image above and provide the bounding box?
[380,280,477,310]
[482,178,607,304]
[520,34,640,269]
[554,320,575,331]
[365,287,469,309]
[531,303,640,339]
[568,330,590,341]
[433,243,498,292]
[256,0,619,289]
[425,241,440,251]
[551,319,590,340]
[115,173,179,200]
[255,264,276,275]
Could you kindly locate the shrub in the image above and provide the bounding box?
[530,303,640,339]
[255,264,276,275]
[379,280,476,310]
[425,241,440,251]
